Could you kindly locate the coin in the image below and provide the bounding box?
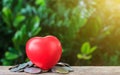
[9,67,20,72]
[9,61,73,74]
[18,63,27,69]
[26,61,34,67]
[56,62,70,67]
[42,70,49,73]
[24,67,42,74]
[62,66,74,72]
[9,61,31,72]
[51,66,69,74]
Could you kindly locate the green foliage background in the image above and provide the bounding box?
[1,0,120,66]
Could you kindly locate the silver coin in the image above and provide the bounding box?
[9,62,29,72]
[26,61,34,67]
[9,67,20,72]
[56,62,70,67]
[62,66,74,72]
[51,66,69,74]
[42,69,49,73]
[24,67,41,74]
[17,63,28,69]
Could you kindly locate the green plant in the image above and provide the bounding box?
[77,42,97,60]
[1,0,42,65]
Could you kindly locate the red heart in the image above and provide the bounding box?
[26,35,62,70]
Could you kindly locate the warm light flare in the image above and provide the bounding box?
[105,0,120,13]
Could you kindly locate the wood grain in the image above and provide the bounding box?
[1,66,120,75]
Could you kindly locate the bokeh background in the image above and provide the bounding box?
[1,0,120,66]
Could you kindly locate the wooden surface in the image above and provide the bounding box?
[1,66,120,75]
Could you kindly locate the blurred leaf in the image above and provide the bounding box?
[30,16,41,36]
[32,28,41,36]
[20,25,26,36]
[2,7,12,28]
[35,0,45,6]
[81,42,90,55]
[83,55,92,60]
[20,25,28,43]
[77,54,83,59]
[13,14,25,28]
[89,46,97,54]
[12,30,22,45]
[21,4,33,15]
[2,7,11,17]
[31,16,40,28]
[12,25,27,45]
[77,54,92,60]
[5,52,18,60]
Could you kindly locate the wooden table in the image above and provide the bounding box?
[1,66,120,75]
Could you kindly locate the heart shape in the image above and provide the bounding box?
[26,35,62,70]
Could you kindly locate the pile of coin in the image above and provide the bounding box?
[9,61,73,74]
